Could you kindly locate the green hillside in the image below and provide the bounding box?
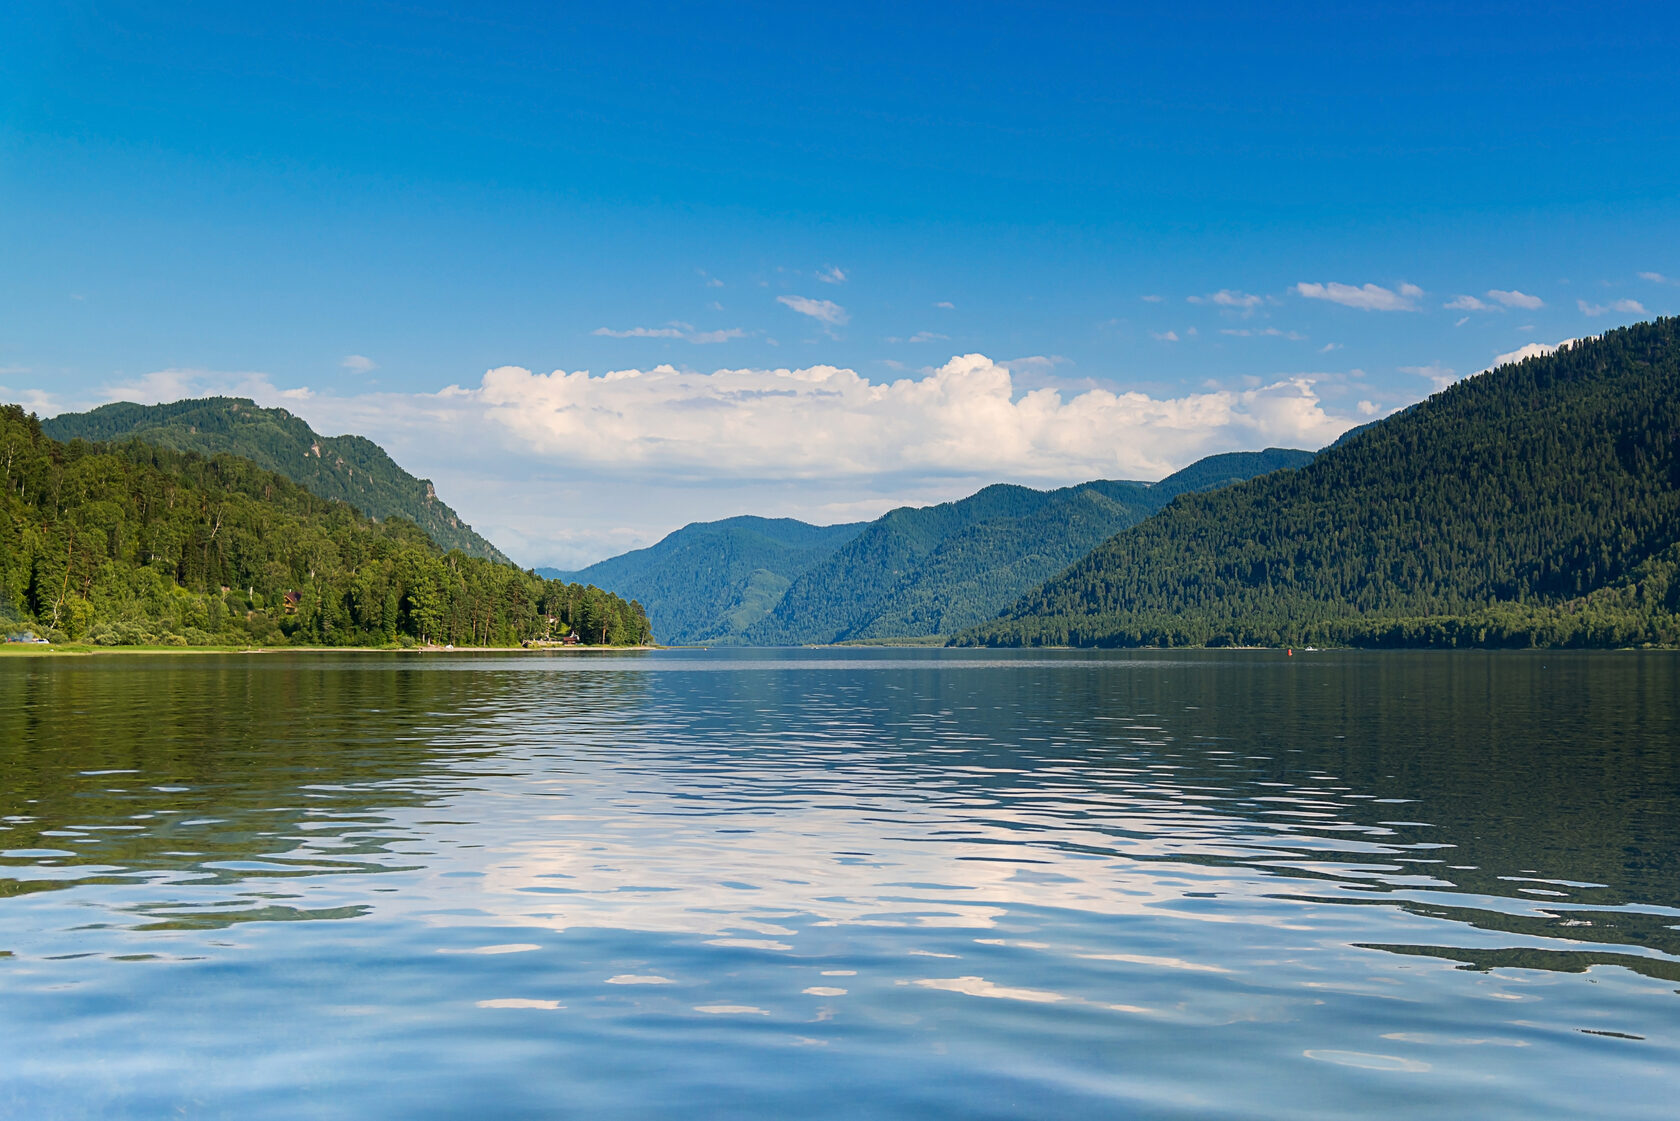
[956,319,1680,649]
[552,517,868,644]
[0,405,650,648]
[744,448,1315,645]
[43,398,511,564]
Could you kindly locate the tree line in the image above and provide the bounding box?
[0,405,652,647]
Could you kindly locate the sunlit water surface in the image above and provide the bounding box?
[2,648,1678,1119]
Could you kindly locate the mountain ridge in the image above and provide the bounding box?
[562,448,1313,645]
[745,449,1315,645]
[43,397,512,564]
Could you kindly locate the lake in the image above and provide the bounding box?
[2,647,1677,1119]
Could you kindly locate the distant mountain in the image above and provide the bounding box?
[956,319,1680,649]
[555,517,869,644]
[740,448,1314,645]
[44,398,511,564]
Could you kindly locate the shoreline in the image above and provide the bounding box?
[0,643,664,657]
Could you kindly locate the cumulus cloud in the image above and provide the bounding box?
[1487,289,1543,309]
[469,354,1360,483]
[1445,295,1490,311]
[1152,331,1179,342]
[1577,298,1646,316]
[777,295,849,328]
[1188,289,1263,310]
[1487,340,1577,370]
[1296,281,1422,311]
[340,354,377,373]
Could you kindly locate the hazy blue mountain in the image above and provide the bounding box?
[737,448,1313,645]
[44,397,512,564]
[956,320,1680,649]
[552,517,869,644]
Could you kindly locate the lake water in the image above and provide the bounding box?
[2,648,1677,1119]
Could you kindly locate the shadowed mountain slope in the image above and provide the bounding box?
[44,398,511,564]
[547,517,869,644]
[742,448,1315,645]
[956,319,1680,649]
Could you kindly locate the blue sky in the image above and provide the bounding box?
[4,1,1678,566]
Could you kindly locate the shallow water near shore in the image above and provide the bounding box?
[2,647,1677,1119]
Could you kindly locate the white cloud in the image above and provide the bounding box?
[1487,340,1577,370]
[470,354,1359,483]
[1220,327,1306,340]
[1319,342,1342,353]
[1151,331,1179,342]
[97,368,295,408]
[1401,363,1458,392]
[1296,281,1422,311]
[777,295,849,328]
[0,385,59,414]
[689,328,747,344]
[594,323,746,343]
[1188,289,1263,310]
[1003,354,1068,374]
[908,331,949,343]
[816,266,847,284]
[1637,271,1675,285]
[1577,298,1646,316]
[934,301,956,310]
[1487,289,1543,309]
[1445,295,1490,311]
[1139,294,1163,303]
[340,354,377,373]
[594,325,685,339]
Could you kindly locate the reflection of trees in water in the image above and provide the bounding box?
[0,655,649,928]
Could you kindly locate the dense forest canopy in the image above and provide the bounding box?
[956,319,1680,649]
[43,397,512,564]
[0,406,651,647]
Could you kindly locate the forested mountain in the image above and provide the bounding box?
[742,448,1315,645]
[0,406,651,647]
[549,517,868,644]
[957,319,1680,649]
[44,398,511,564]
